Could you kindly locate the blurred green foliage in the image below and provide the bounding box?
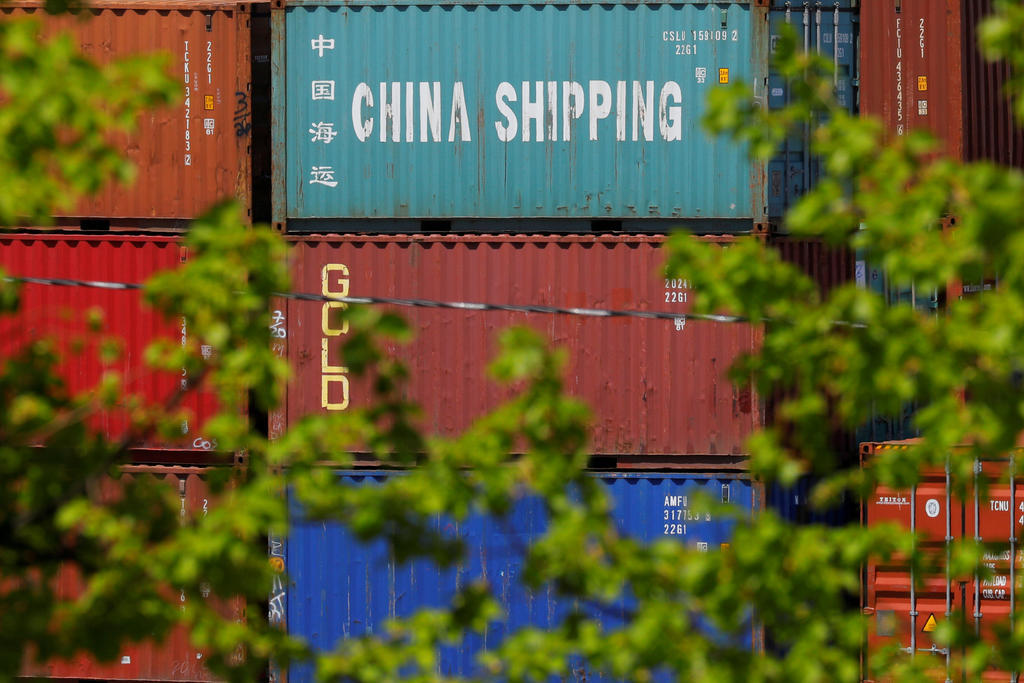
[5,5,1024,683]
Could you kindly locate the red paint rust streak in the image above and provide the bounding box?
[0,1,251,220]
[286,234,763,458]
[0,234,221,454]
[19,466,242,681]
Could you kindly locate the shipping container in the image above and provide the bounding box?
[860,0,1024,167]
[282,470,762,682]
[19,465,242,681]
[862,441,1023,682]
[772,236,855,296]
[271,0,770,229]
[0,234,226,459]
[281,234,763,463]
[0,1,252,224]
[767,1,858,220]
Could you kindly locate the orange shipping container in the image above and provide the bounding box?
[0,1,252,223]
[19,466,243,681]
[862,441,1023,682]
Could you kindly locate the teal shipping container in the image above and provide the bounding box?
[271,0,770,229]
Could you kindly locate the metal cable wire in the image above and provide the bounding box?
[3,274,865,327]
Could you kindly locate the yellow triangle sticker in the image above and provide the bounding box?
[922,613,938,632]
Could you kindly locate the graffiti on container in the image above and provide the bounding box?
[171,654,205,679]
[193,437,218,451]
[268,535,286,625]
[234,90,251,137]
[270,309,287,339]
[321,264,350,411]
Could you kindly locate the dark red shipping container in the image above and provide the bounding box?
[0,234,224,459]
[19,466,243,681]
[280,234,763,465]
[0,1,252,223]
[770,237,855,297]
[862,441,1023,682]
[860,0,1024,166]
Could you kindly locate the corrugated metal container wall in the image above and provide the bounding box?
[283,471,762,682]
[283,234,763,464]
[20,466,242,681]
[860,0,1024,167]
[766,2,857,220]
[0,2,252,222]
[771,236,855,296]
[272,1,769,227]
[862,442,1024,682]
[860,0,965,158]
[0,235,223,459]
[961,0,1024,168]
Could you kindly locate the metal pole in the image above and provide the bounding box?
[784,2,792,214]
[946,456,953,682]
[803,4,810,198]
[974,459,982,639]
[910,484,918,656]
[1011,454,1018,682]
[833,4,839,88]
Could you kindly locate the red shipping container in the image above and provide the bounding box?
[19,465,243,681]
[860,0,1024,167]
[280,234,763,465]
[770,236,855,297]
[0,1,252,223]
[862,441,1023,682]
[0,234,224,459]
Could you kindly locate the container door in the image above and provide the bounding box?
[865,473,962,682]
[767,2,858,220]
[965,459,1023,681]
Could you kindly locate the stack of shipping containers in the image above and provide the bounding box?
[8,0,1024,679]
[858,1,1024,680]
[0,1,255,679]
[271,0,858,679]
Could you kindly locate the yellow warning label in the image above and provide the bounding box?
[718,68,730,84]
[204,95,214,110]
[918,76,928,91]
[922,613,938,632]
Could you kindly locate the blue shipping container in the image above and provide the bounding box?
[282,471,762,681]
[272,1,769,226]
[766,2,858,219]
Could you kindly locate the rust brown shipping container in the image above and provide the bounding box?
[0,1,252,223]
[280,234,764,466]
[770,236,856,297]
[860,0,1024,167]
[0,234,227,460]
[18,466,243,681]
[862,441,1023,682]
